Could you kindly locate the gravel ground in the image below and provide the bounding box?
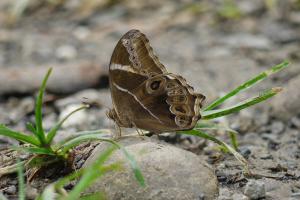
[0,0,299,199]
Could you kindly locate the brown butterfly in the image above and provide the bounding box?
[107,29,205,133]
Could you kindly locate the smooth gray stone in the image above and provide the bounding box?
[83,137,219,200]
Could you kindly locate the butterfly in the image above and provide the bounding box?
[107,29,205,133]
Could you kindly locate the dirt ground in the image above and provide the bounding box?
[0,0,299,199]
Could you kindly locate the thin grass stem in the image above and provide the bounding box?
[204,61,289,111]
[202,87,282,120]
[46,104,89,144]
[35,68,52,146]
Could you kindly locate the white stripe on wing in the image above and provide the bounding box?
[113,82,163,124]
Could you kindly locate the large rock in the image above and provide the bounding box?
[270,73,300,120]
[83,137,219,200]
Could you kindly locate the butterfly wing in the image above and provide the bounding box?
[108,29,205,132]
[108,29,167,128]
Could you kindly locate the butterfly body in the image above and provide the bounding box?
[108,29,205,133]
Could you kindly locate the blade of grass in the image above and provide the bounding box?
[195,121,239,149]
[228,131,238,150]
[12,146,55,156]
[66,163,120,200]
[195,121,238,134]
[60,134,145,186]
[26,122,36,135]
[65,146,117,200]
[0,125,40,146]
[179,130,249,173]
[35,68,52,146]
[17,160,25,200]
[204,61,289,111]
[56,129,111,148]
[80,192,106,200]
[202,87,282,120]
[46,104,89,144]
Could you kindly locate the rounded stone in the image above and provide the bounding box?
[244,180,266,200]
[83,137,219,200]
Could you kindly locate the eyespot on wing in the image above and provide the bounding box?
[145,76,167,94]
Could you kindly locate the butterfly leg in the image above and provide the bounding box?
[113,123,122,139]
[131,122,146,139]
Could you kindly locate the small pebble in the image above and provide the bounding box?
[56,45,77,60]
[271,121,285,135]
[244,180,266,199]
[291,117,300,128]
[4,185,16,194]
[26,186,38,200]
[239,146,252,159]
[198,193,205,200]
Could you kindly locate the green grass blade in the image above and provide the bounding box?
[17,160,25,200]
[55,168,85,189]
[229,131,238,150]
[80,192,106,200]
[13,146,55,156]
[0,124,40,146]
[59,134,113,154]
[56,129,111,148]
[179,130,249,173]
[117,144,145,186]
[195,121,238,134]
[204,61,289,111]
[35,68,52,146]
[195,121,239,149]
[202,87,282,120]
[46,104,89,144]
[64,146,117,200]
[26,122,36,135]
[60,134,145,186]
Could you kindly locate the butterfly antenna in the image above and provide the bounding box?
[81,97,112,110]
